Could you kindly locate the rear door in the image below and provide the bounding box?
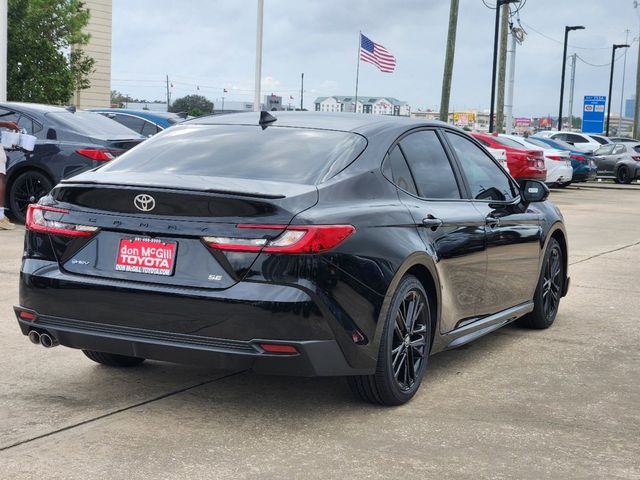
[592,144,616,174]
[387,129,487,332]
[443,130,543,315]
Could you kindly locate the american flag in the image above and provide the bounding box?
[360,33,396,73]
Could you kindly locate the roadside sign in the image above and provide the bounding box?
[582,95,606,133]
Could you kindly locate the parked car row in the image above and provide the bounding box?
[0,102,146,222]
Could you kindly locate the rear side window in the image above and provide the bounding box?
[113,114,146,134]
[612,144,625,154]
[567,134,588,143]
[383,146,418,195]
[140,121,161,136]
[589,135,609,145]
[595,144,614,155]
[446,132,516,202]
[399,130,460,199]
[101,124,367,185]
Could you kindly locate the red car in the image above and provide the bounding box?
[472,133,546,181]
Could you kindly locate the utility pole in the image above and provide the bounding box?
[567,53,576,130]
[496,3,509,132]
[439,0,459,122]
[619,29,630,132]
[490,0,519,133]
[253,0,264,112]
[300,73,304,110]
[165,75,171,110]
[0,0,7,102]
[505,26,521,135]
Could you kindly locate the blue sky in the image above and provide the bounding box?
[111,0,640,117]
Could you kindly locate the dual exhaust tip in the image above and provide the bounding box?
[28,330,58,348]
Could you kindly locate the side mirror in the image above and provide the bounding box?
[46,128,57,140]
[521,180,549,203]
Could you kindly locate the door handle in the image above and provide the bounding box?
[485,215,500,228]
[422,215,443,230]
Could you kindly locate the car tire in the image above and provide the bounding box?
[615,166,631,184]
[82,350,146,367]
[8,170,54,223]
[557,182,571,188]
[348,275,432,406]
[518,238,564,329]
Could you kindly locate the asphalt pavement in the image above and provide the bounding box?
[1,186,639,479]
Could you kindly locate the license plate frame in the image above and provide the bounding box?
[115,237,177,276]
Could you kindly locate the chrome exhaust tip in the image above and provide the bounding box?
[39,333,58,348]
[28,330,41,345]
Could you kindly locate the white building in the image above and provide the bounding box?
[314,96,410,116]
[73,0,112,108]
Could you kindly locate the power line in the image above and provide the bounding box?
[521,21,612,50]
[575,51,630,68]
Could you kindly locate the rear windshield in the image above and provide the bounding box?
[101,124,367,185]
[523,137,550,149]
[493,136,528,149]
[47,111,144,139]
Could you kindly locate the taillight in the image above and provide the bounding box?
[203,224,355,254]
[76,149,115,161]
[570,155,585,162]
[632,156,640,161]
[546,155,565,161]
[26,204,98,237]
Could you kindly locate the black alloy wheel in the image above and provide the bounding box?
[519,238,564,329]
[615,166,631,184]
[348,275,431,405]
[9,170,53,223]
[391,289,429,392]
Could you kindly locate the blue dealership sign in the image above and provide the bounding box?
[582,95,606,133]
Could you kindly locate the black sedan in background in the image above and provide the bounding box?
[0,102,145,221]
[15,112,569,405]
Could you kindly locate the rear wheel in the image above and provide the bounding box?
[557,181,571,188]
[83,350,145,367]
[615,166,631,184]
[348,275,431,406]
[8,170,54,223]
[518,238,564,329]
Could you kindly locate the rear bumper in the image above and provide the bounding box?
[17,259,375,376]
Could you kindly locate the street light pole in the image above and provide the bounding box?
[607,43,630,136]
[558,25,585,132]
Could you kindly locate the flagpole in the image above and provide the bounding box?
[354,31,361,113]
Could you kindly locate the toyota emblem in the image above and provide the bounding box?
[133,194,156,212]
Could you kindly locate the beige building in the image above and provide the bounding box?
[73,0,112,108]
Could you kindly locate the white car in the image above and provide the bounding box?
[486,147,510,173]
[549,131,611,154]
[499,134,573,186]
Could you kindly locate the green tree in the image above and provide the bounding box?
[169,95,213,116]
[7,0,95,104]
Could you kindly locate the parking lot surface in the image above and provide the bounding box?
[1,185,639,479]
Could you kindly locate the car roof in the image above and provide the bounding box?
[0,101,71,115]
[187,111,447,134]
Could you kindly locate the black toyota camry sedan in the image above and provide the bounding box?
[15,112,569,405]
